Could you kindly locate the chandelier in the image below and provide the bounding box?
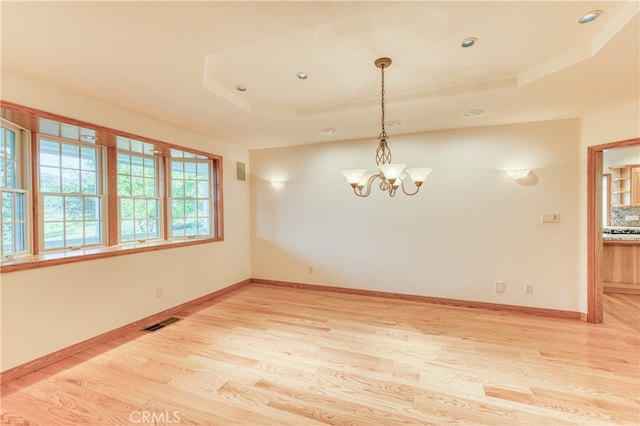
[341,57,432,197]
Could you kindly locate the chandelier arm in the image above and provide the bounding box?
[400,180,421,196]
[378,177,390,192]
[353,187,366,197]
[354,174,380,197]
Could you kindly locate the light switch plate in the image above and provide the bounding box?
[541,213,559,223]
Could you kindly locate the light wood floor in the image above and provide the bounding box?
[1,284,639,425]
[604,292,640,334]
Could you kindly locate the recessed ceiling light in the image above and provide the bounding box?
[463,109,484,117]
[579,10,602,24]
[235,85,247,92]
[297,73,308,80]
[321,128,336,134]
[80,134,97,141]
[461,37,478,48]
[385,120,403,127]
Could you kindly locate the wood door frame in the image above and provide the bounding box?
[587,137,640,323]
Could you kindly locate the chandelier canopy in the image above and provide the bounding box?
[341,58,431,197]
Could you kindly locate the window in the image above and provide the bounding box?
[168,155,213,238]
[1,121,29,258]
[39,117,97,143]
[0,102,223,272]
[39,137,104,250]
[116,137,161,242]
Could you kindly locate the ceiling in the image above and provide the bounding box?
[1,1,639,150]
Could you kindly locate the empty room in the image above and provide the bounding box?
[1,1,639,425]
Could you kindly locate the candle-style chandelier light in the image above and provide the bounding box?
[341,58,432,197]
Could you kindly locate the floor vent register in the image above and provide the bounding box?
[142,317,182,332]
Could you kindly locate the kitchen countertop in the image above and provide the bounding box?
[603,227,640,242]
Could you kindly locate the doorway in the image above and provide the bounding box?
[587,137,640,323]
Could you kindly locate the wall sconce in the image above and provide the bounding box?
[270,180,285,189]
[506,169,531,180]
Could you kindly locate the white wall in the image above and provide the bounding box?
[603,145,640,170]
[251,119,582,312]
[0,72,252,371]
[581,102,640,148]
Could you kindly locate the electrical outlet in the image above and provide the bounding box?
[625,215,639,221]
[308,266,314,274]
[156,288,164,298]
[541,213,559,223]
[525,283,534,294]
[495,281,505,293]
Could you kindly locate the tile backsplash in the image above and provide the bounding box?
[611,206,640,227]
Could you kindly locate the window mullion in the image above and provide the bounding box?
[161,157,168,240]
[32,131,41,254]
[107,146,118,245]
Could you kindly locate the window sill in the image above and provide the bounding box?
[0,237,223,273]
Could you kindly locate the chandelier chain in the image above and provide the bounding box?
[375,62,391,166]
[380,64,386,139]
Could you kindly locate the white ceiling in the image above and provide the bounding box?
[1,1,639,150]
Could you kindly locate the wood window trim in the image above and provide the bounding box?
[0,101,224,274]
[0,236,223,273]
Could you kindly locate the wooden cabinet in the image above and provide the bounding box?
[603,241,640,294]
[632,166,640,205]
[610,164,640,206]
